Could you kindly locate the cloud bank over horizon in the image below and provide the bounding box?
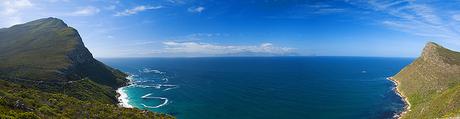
[156,41,296,56]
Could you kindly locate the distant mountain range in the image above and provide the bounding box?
[392,42,460,118]
[0,18,173,118]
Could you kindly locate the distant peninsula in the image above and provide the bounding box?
[0,18,173,118]
[391,42,460,118]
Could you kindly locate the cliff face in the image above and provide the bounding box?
[0,17,127,88]
[392,42,460,118]
[0,18,173,118]
[0,18,128,103]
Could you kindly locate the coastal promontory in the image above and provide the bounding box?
[0,18,173,118]
[391,42,460,118]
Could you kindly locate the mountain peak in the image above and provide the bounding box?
[0,17,127,88]
[12,17,68,29]
[423,41,442,51]
[425,41,441,48]
[393,41,460,118]
[420,42,459,64]
[422,42,440,56]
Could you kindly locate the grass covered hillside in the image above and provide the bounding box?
[392,42,460,118]
[0,17,127,88]
[0,80,173,119]
[0,18,173,118]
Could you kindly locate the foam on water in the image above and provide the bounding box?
[140,96,169,108]
[135,80,155,83]
[116,87,133,108]
[129,84,162,89]
[124,69,178,108]
[141,93,154,99]
[162,85,179,91]
[141,68,166,74]
[162,78,169,83]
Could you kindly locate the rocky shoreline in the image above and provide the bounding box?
[387,77,410,119]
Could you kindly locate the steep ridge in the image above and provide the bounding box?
[0,17,127,88]
[392,42,460,118]
[0,18,173,118]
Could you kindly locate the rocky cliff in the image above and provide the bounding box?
[392,42,460,118]
[0,17,131,103]
[0,17,127,88]
[0,18,173,118]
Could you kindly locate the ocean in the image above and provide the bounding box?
[100,57,412,119]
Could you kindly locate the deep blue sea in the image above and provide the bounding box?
[100,57,413,119]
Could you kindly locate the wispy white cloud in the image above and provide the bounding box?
[350,0,460,43]
[47,0,70,3]
[157,41,295,56]
[0,0,34,27]
[307,4,345,14]
[1,0,33,15]
[105,5,116,10]
[114,5,163,16]
[314,8,345,14]
[184,33,229,41]
[167,0,186,4]
[452,14,460,22]
[188,33,227,37]
[70,6,100,16]
[164,33,230,42]
[188,6,205,13]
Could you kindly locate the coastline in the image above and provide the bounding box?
[387,77,411,119]
[116,75,135,108]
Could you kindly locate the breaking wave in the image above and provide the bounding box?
[129,84,162,89]
[141,68,165,74]
[141,93,154,99]
[140,95,169,108]
[162,78,169,83]
[129,84,178,90]
[116,87,133,108]
[124,68,177,109]
[162,84,179,91]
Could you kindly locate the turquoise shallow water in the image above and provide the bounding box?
[100,57,412,119]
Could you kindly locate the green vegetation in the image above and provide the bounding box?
[0,80,173,119]
[0,17,127,88]
[3,77,118,104]
[0,18,174,118]
[393,42,460,118]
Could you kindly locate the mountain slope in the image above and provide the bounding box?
[0,18,173,118]
[0,18,129,103]
[0,17,127,88]
[392,42,460,118]
[0,80,172,119]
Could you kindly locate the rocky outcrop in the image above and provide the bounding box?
[66,29,94,65]
[392,42,460,118]
[0,17,127,87]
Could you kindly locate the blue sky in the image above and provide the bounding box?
[1,0,460,57]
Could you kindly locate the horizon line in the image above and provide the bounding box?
[95,55,417,59]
